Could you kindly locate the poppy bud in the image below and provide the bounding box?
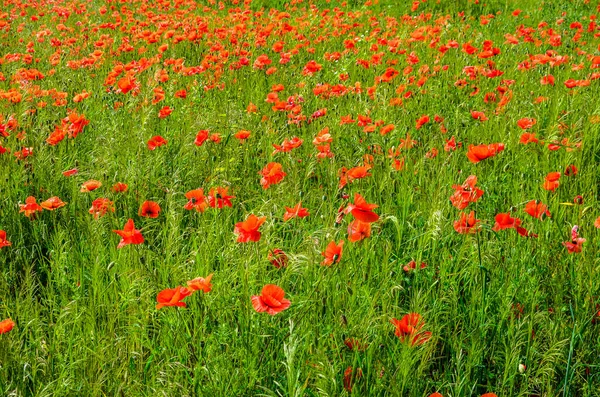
[573,195,584,205]
[519,363,526,373]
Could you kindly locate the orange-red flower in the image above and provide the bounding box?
[184,189,208,212]
[89,198,115,219]
[347,219,371,242]
[234,214,266,243]
[391,313,431,346]
[453,211,480,234]
[524,200,550,219]
[450,175,484,210]
[272,137,303,154]
[466,143,504,163]
[346,165,372,182]
[321,240,344,266]
[156,286,193,309]
[139,200,160,218]
[46,125,66,145]
[260,162,286,189]
[251,284,291,315]
[517,117,536,130]
[112,182,128,193]
[40,196,66,210]
[62,168,78,177]
[234,130,251,142]
[81,180,102,192]
[492,213,522,231]
[0,318,15,334]
[283,202,309,221]
[345,193,379,223]
[268,249,288,268]
[19,196,43,218]
[187,274,213,293]
[563,225,585,253]
[195,130,209,146]
[564,164,578,177]
[147,135,167,150]
[542,172,561,191]
[0,230,11,249]
[207,187,234,208]
[158,106,172,118]
[403,260,427,273]
[113,219,144,248]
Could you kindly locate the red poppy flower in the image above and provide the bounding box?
[234,130,251,142]
[321,240,344,266]
[524,200,550,219]
[345,193,379,223]
[40,196,66,210]
[158,106,172,118]
[195,130,209,146]
[207,187,234,208]
[19,196,43,218]
[268,249,288,268]
[117,74,137,94]
[272,137,303,154]
[444,136,461,152]
[449,175,484,210]
[0,230,11,249]
[234,214,266,243]
[283,202,310,221]
[64,111,89,138]
[517,118,536,130]
[391,313,431,346]
[519,133,539,144]
[0,318,15,334]
[113,219,144,248]
[540,75,555,85]
[62,168,78,177]
[89,198,115,219]
[156,286,193,309]
[594,217,600,229]
[260,162,286,189]
[251,284,291,315]
[466,143,504,163]
[564,164,578,176]
[46,125,66,145]
[471,111,488,121]
[347,219,371,242]
[403,260,427,273]
[147,135,167,150]
[187,274,213,293]
[563,225,585,253]
[112,182,128,193]
[184,189,208,212]
[492,213,522,231]
[453,211,480,234]
[80,180,102,192]
[346,165,372,182]
[139,200,160,218]
[415,115,430,129]
[542,172,561,191]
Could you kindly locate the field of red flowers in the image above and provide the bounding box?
[1,0,600,395]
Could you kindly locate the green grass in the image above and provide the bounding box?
[1,0,600,395]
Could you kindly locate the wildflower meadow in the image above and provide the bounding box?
[1,0,600,395]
